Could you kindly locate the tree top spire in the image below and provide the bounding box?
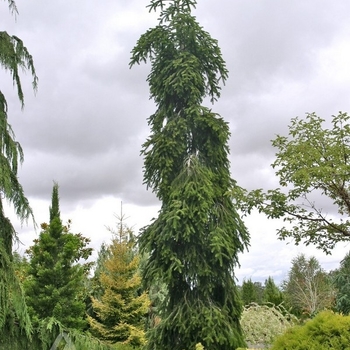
[49,183,61,222]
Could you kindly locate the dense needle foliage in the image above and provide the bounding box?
[88,221,149,347]
[130,1,249,349]
[25,184,92,331]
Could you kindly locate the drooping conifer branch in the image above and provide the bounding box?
[0,0,37,343]
[131,1,249,349]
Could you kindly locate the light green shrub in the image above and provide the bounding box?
[270,310,350,349]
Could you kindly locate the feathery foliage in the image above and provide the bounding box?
[0,0,37,343]
[0,232,32,346]
[130,1,249,349]
[4,317,115,350]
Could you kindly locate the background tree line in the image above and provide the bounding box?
[239,252,350,319]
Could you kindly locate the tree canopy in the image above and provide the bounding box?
[130,1,249,349]
[237,112,350,253]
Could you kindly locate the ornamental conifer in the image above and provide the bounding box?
[88,222,149,347]
[25,184,92,330]
[130,1,249,349]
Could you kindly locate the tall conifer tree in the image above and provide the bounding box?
[263,277,283,306]
[25,184,92,330]
[241,279,258,306]
[130,1,249,349]
[0,0,38,345]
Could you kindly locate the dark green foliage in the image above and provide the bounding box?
[130,1,249,349]
[0,234,32,346]
[0,0,38,343]
[253,281,264,305]
[241,279,258,306]
[0,32,38,108]
[333,251,350,315]
[270,310,350,350]
[0,3,37,224]
[263,276,284,306]
[24,184,93,331]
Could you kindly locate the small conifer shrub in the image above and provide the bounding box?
[270,310,350,349]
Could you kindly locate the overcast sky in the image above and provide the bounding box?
[3,0,350,284]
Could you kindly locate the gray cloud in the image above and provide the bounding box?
[3,0,350,281]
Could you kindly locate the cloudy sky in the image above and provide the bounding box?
[3,0,350,284]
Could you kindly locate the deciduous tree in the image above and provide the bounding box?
[130,1,249,349]
[236,112,350,253]
[283,254,333,316]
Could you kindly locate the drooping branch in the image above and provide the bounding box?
[0,31,38,108]
[4,0,18,15]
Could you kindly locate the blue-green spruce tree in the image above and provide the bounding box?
[130,1,249,349]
